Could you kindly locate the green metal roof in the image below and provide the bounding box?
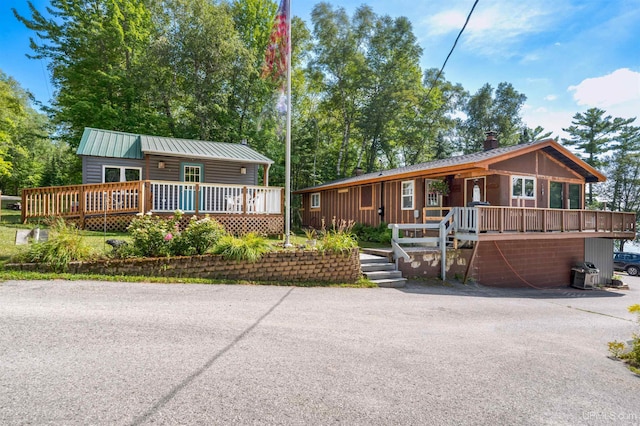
[140,135,273,164]
[76,128,273,164]
[76,128,143,159]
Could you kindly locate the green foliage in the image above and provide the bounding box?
[16,219,92,272]
[608,340,626,359]
[171,215,226,255]
[125,211,228,257]
[458,82,527,153]
[317,218,358,255]
[212,232,271,262]
[127,211,182,257]
[351,222,391,244]
[610,304,640,373]
[0,69,54,194]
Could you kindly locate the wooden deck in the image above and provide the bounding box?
[21,181,284,234]
[454,206,636,241]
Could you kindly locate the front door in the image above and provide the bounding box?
[180,163,202,211]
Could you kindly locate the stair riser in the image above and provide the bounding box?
[365,272,403,279]
[361,264,396,272]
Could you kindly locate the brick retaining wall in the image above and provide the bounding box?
[9,249,361,283]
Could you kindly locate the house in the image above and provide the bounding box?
[295,133,636,288]
[22,128,284,235]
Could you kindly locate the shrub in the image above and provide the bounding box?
[125,211,228,257]
[171,215,226,255]
[351,222,391,244]
[127,211,182,257]
[17,218,92,272]
[318,217,358,255]
[212,233,271,262]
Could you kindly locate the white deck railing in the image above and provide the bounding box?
[150,181,282,214]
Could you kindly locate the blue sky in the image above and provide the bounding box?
[3,0,640,138]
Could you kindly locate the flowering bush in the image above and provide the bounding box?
[125,211,227,257]
[171,215,226,255]
[127,211,183,257]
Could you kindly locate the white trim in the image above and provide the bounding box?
[511,175,536,199]
[310,192,321,209]
[102,165,142,183]
[401,180,414,210]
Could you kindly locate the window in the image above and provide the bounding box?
[183,165,202,183]
[401,181,414,210]
[425,181,442,207]
[568,184,581,209]
[103,166,141,183]
[311,193,320,209]
[360,185,373,209]
[511,176,535,199]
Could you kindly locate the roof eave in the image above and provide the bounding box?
[142,150,274,165]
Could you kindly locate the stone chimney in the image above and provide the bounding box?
[353,167,364,176]
[483,131,498,151]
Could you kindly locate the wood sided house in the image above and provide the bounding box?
[21,128,284,235]
[296,133,637,288]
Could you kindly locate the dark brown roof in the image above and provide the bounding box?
[295,139,605,193]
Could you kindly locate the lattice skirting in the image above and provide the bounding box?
[41,213,284,236]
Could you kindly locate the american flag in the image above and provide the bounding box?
[261,0,289,84]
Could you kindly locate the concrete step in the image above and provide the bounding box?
[361,263,396,272]
[364,270,403,280]
[360,254,390,264]
[371,277,407,288]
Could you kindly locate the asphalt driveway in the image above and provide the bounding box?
[1,278,639,425]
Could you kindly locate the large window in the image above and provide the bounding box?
[401,181,414,210]
[311,193,321,209]
[103,166,141,183]
[511,176,535,199]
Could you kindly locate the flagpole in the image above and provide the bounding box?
[284,0,292,247]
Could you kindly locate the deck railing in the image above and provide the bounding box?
[454,206,636,235]
[22,180,283,221]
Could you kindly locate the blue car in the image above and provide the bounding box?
[613,252,640,276]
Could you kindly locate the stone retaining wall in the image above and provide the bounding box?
[10,249,361,283]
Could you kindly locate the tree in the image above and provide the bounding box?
[602,124,640,251]
[458,82,527,153]
[358,14,423,172]
[562,108,635,204]
[0,70,53,194]
[308,3,372,178]
[14,0,157,149]
[520,125,553,144]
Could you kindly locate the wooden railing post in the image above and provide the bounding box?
[21,189,26,223]
[195,183,200,215]
[145,181,152,213]
[79,185,86,229]
[242,186,247,214]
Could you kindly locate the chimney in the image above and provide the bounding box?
[483,131,498,151]
[241,138,248,146]
[353,167,364,176]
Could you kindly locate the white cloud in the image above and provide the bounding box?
[522,103,574,139]
[544,95,557,101]
[422,0,567,56]
[568,68,640,109]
